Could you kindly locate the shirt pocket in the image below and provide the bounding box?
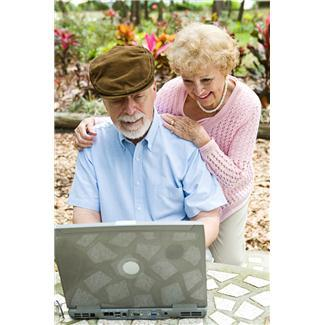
[150,185,185,221]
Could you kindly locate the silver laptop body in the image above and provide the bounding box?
[55,221,207,320]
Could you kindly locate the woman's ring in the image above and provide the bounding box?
[170,120,175,126]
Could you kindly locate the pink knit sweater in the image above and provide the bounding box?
[155,76,261,222]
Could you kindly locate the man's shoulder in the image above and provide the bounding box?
[157,116,198,155]
[93,119,117,140]
[85,119,119,153]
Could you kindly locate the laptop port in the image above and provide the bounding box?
[133,312,140,316]
[122,312,127,316]
[103,312,114,316]
[90,313,95,317]
[114,312,121,317]
[151,311,158,317]
[191,311,202,317]
[180,311,191,316]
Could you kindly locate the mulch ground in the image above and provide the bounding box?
[54,131,270,251]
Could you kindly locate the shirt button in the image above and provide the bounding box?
[136,156,140,161]
[137,206,141,211]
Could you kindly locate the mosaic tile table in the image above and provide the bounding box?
[55,258,270,325]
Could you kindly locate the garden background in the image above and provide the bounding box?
[54,0,270,252]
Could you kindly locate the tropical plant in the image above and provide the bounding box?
[144,32,175,59]
[144,31,176,86]
[104,8,118,24]
[55,13,117,62]
[247,15,270,107]
[69,97,106,115]
[55,28,78,75]
[116,23,137,45]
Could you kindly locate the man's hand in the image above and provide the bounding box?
[192,208,220,247]
[73,207,101,224]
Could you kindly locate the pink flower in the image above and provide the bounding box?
[105,8,116,17]
[144,32,157,52]
[144,32,173,59]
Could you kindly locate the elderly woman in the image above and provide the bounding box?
[73,23,261,266]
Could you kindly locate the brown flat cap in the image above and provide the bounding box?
[89,45,155,98]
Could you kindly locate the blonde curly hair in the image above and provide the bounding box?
[167,23,239,76]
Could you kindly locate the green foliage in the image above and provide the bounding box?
[229,0,242,11]
[171,1,212,12]
[228,21,257,46]
[55,1,76,12]
[136,19,157,35]
[55,4,270,111]
[112,0,129,18]
[77,1,109,11]
[69,98,106,115]
[55,13,117,62]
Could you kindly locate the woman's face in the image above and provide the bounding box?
[181,66,226,109]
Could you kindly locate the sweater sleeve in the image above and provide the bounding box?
[155,77,183,115]
[199,103,261,188]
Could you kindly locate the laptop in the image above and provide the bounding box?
[55,221,207,320]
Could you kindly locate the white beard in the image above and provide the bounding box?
[116,112,152,140]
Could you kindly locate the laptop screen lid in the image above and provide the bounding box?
[55,221,207,320]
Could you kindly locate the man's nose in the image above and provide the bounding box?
[124,97,137,115]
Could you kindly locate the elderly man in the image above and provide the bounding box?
[68,45,227,248]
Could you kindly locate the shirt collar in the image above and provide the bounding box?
[117,108,160,151]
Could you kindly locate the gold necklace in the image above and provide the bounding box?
[196,78,228,113]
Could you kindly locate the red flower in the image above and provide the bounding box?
[54,28,78,50]
[105,8,116,17]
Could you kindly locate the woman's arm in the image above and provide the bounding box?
[74,116,109,150]
[199,105,261,188]
[161,104,261,189]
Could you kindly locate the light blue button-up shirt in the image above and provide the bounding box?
[68,110,227,222]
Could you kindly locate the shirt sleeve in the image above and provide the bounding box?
[182,149,227,219]
[67,149,100,212]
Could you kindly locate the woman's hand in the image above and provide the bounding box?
[161,113,211,148]
[74,117,97,150]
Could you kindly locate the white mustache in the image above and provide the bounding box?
[118,113,144,123]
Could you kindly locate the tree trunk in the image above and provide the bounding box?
[237,0,245,22]
[158,0,164,22]
[131,0,141,26]
[212,0,224,17]
[144,0,149,20]
[227,0,232,18]
[54,112,270,140]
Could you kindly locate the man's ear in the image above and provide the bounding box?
[152,81,157,92]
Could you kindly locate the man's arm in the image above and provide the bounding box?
[192,208,220,248]
[73,207,101,224]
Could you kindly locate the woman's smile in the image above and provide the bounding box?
[196,92,212,100]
